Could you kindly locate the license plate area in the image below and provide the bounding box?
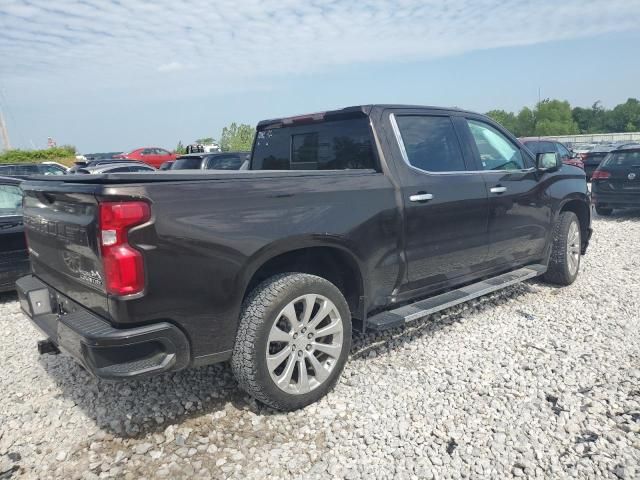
[24,287,53,316]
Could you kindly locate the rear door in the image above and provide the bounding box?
[384,109,490,292]
[460,117,551,267]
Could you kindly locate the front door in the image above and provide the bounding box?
[461,117,551,267]
[386,110,490,293]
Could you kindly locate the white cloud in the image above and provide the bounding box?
[157,61,183,73]
[0,0,639,91]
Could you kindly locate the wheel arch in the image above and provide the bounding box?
[558,195,591,252]
[239,237,367,319]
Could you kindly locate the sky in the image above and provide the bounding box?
[1,0,639,153]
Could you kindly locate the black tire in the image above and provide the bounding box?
[595,205,613,216]
[231,273,352,411]
[543,211,581,286]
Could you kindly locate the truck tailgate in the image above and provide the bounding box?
[22,186,109,317]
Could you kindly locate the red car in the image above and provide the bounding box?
[115,147,177,168]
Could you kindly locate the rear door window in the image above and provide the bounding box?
[393,115,466,172]
[252,117,377,170]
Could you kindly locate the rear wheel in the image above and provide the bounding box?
[543,211,581,286]
[232,273,351,411]
[595,205,613,216]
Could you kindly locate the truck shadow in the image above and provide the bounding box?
[37,284,532,439]
[0,291,18,305]
[594,208,640,222]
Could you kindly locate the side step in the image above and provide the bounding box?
[367,264,546,332]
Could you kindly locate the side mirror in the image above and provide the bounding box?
[536,152,560,172]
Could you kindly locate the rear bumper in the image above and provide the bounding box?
[16,275,190,380]
[592,191,640,208]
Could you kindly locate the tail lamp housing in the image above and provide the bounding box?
[99,201,150,296]
[591,170,610,180]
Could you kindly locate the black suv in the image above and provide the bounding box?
[591,144,640,215]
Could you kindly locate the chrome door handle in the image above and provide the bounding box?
[490,186,507,194]
[409,193,434,202]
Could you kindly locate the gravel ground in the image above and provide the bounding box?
[1,211,639,480]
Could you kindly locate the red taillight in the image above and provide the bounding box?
[99,201,150,296]
[591,170,610,180]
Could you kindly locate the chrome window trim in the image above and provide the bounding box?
[389,113,535,175]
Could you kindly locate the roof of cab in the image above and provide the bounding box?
[256,104,473,129]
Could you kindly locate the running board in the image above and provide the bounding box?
[367,264,546,332]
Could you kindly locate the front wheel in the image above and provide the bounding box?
[543,211,581,286]
[232,273,351,411]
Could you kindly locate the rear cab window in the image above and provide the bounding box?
[251,115,377,171]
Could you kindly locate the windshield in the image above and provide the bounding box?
[206,155,244,170]
[172,157,203,170]
[602,151,640,167]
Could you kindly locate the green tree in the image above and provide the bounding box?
[486,110,518,134]
[572,101,607,133]
[195,137,215,145]
[533,99,578,136]
[606,98,640,132]
[515,107,536,137]
[175,140,185,154]
[219,123,255,152]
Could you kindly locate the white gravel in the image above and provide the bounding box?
[1,211,639,479]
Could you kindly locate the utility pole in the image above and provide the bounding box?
[0,108,10,151]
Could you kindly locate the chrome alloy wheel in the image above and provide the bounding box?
[567,220,581,276]
[266,294,344,395]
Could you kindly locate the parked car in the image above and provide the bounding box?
[42,161,70,173]
[591,144,640,215]
[76,162,156,174]
[170,152,250,171]
[0,176,28,292]
[84,152,124,161]
[115,148,177,168]
[580,145,617,180]
[16,104,591,410]
[69,159,151,174]
[519,138,584,169]
[0,163,67,178]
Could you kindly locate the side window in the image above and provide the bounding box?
[393,115,466,172]
[467,120,526,171]
[109,167,132,173]
[0,184,22,216]
[556,143,571,160]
